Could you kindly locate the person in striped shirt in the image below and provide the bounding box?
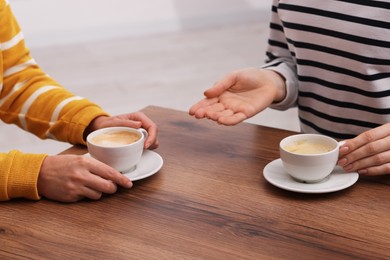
[190,0,390,176]
[0,0,158,202]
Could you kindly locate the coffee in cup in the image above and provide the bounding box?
[279,134,340,183]
[89,130,141,147]
[283,139,334,155]
[87,127,148,173]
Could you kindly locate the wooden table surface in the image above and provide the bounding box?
[1,106,389,259]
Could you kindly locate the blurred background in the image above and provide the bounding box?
[1,0,298,155]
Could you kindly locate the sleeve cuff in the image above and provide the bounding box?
[7,151,47,200]
[262,63,299,110]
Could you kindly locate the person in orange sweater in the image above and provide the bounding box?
[0,0,158,202]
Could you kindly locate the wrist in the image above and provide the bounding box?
[266,69,287,102]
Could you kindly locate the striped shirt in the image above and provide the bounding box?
[0,0,108,200]
[265,0,390,139]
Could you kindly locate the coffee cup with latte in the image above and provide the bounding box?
[279,134,340,183]
[87,127,148,173]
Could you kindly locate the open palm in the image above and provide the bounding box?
[189,68,284,125]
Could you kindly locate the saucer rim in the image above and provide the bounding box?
[85,150,163,181]
[263,158,359,194]
[122,150,163,181]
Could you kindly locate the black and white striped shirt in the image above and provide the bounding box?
[265,0,390,139]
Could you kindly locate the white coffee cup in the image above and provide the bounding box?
[279,134,340,183]
[86,127,148,173]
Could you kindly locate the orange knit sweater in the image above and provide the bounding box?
[0,1,108,200]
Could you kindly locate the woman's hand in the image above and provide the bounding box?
[85,111,158,149]
[189,67,286,125]
[338,123,390,176]
[37,154,133,202]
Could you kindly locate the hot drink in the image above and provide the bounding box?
[283,139,333,155]
[90,130,140,147]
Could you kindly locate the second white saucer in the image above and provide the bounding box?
[263,159,359,193]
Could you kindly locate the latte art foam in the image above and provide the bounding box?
[90,130,140,147]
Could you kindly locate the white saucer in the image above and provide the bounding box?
[85,150,163,181]
[263,159,359,193]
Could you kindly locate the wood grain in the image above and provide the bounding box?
[1,106,389,259]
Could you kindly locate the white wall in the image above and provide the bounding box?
[10,0,271,48]
[3,0,277,155]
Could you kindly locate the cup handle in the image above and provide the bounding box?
[338,140,346,147]
[139,128,148,141]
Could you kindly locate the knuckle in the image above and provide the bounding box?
[384,164,390,174]
[65,182,80,195]
[133,111,144,118]
[91,193,103,200]
[75,156,89,167]
[68,171,85,183]
[365,142,378,154]
[361,131,376,143]
[366,164,390,176]
[372,153,386,165]
[104,182,117,194]
[105,168,118,180]
[66,195,81,203]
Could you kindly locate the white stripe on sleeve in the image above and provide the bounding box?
[0,32,24,51]
[45,96,85,139]
[3,59,37,77]
[0,80,27,107]
[18,85,60,130]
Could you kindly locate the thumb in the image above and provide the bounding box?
[204,72,237,98]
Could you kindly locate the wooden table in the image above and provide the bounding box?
[1,106,389,259]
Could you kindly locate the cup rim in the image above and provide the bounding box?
[86,126,144,148]
[280,133,339,156]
